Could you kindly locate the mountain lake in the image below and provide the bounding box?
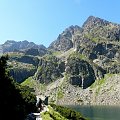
[65,105,120,120]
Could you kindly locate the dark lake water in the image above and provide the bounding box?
[65,105,120,120]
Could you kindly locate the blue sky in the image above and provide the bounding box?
[0,0,120,47]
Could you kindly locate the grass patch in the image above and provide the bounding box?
[41,105,68,120]
[68,51,87,60]
[21,77,34,86]
[57,89,64,99]
[84,33,100,43]
[41,111,54,120]
[52,51,62,56]
[90,73,114,95]
[90,78,105,89]
[90,73,113,89]
[21,77,46,93]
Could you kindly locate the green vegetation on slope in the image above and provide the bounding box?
[90,73,114,95]
[21,76,37,88]
[21,76,46,94]
[50,104,88,120]
[57,88,64,99]
[0,55,37,120]
[41,105,68,120]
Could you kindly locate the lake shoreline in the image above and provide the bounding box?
[62,105,120,120]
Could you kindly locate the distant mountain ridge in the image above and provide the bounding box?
[1,40,47,56]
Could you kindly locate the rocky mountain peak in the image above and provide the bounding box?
[64,25,82,34]
[49,25,82,51]
[4,40,16,44]
[82,16,109,30]
[59,25,82,40]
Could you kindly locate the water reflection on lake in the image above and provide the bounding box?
[66,105,120,120]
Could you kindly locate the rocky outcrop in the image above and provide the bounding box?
[66,52,103,89]
[11,55,39,66]
[49,25,82,51]
[8,55,39,83]
[9,65,36,83]
[34,55,65,84]
[25,47,47,56]
[8,60,37,83]
[82,16,110,32]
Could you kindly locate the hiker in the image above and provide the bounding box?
[36,98,43,112]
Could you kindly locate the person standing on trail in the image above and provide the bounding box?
[36,98,43,112]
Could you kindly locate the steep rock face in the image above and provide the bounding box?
[49,25,82,51]
[66,53,96,89]
[10,55,39,66]
[25,48,39,56]
[24,45,47,56]
[8,54,39,83]
[8,60,37,83]
[74,40,120,74]
[71,16,120,75]
[34,55,65,84]
[9,65,36,83]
